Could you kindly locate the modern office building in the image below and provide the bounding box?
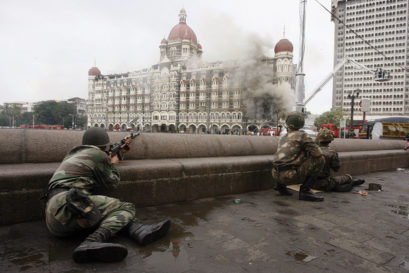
[331,0,409,119]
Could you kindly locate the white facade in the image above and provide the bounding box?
[87,10,296,133]
[332,0,409,119]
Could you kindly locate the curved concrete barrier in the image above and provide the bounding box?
[0,129,406,163]
[0,129,278,164]
[0,129,408,225]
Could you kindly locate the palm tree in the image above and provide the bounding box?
[10,104,22,127]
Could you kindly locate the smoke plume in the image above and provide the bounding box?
[199,13,295,123]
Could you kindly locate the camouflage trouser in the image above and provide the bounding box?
[272,156,325,186]
[45,191,136,237]
[313,174,353,192]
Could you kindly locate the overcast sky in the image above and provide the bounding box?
[0,0,334,114]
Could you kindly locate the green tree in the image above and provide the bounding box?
[75,115,87,130]
[10,105,22,127]
[314,108,348,127]
[34,101,76,127]
[20,112,34,126]
[0,111,10,126]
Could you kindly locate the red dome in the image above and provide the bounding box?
[161,38,168,44]
[274,39,293,54]
[197,43,202,49]
[88,67,101,76]
[168,23,197,44]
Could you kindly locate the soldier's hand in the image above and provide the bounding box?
[110,153,120,164]
[120,137,132,154]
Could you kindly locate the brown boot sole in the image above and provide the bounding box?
[73,242,128,263]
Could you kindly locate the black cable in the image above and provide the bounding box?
[313,0,409,72]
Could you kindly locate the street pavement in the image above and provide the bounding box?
[1,169,409,273]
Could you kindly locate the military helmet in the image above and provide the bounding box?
[82,127,110,147]
[317,128,334,143]
[285,112,305,130]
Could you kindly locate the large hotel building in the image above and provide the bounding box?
[332,0,409,119]
[87,9,296,133]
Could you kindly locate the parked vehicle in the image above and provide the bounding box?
[371,117,409,140]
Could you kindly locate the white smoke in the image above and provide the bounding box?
[198,13,295,121]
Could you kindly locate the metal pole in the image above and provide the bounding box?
[350,96,354,135]
[296,0,307,112]
[348,89,360,138]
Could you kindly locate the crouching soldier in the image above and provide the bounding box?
[44,127,171,263]
[272,112,325,202]
[313,128,365,192]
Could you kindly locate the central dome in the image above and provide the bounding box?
[168,9,198,44]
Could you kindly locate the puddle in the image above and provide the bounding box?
[6,246,46,271]
[385,203,409,219]
[138,223,193,258]
[151,198,226,227]
[286,251,316,262]
[138,198,225,260]
[139,223,193,272]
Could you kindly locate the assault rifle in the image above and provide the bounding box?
[108,132,140,160]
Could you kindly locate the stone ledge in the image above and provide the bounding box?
[0,149,408,226]
[0,156,273,225]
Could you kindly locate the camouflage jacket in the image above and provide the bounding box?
[273,130,322,168]
[47,145,120,193]
[318,146,340,179]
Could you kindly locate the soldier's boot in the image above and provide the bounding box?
[275,183,293,196]
[127,219,171,246]
[334,182,353,192]
[73,227,128,263]
[352,178,365,186]
[299,177,324,202]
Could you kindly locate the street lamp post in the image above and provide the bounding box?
[347,89,360,138]
[69,114,75,129]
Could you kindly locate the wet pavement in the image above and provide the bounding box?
[1,169,409,273]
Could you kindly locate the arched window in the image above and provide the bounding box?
[222,113,225,119]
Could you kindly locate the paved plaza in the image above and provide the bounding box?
[1,170,409,273]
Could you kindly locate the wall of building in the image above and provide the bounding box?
[332,0,409,118]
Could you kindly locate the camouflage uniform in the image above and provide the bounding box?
[313,146,353,192]
[45,145,136,237]
[272,130,325,186]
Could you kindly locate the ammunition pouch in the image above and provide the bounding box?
[66,188,102,228]
[44,187,69,202]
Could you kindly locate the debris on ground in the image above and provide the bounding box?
[358,191,368,196]
[367,183,382,191]
[286,251,317,262]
